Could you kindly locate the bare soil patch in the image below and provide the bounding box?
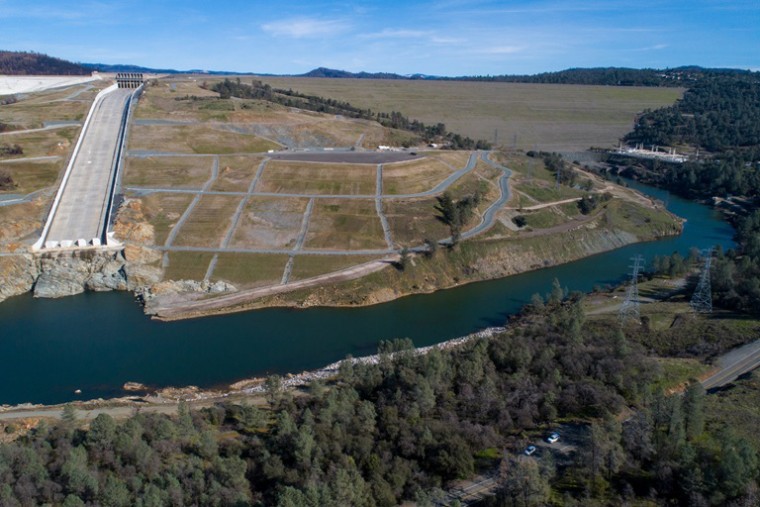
[229,196,308,250]
[290,254,384,281]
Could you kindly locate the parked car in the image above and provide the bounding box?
[524,445,537,456]
[546,432,560,444]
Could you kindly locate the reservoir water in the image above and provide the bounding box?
[0,180,735,405]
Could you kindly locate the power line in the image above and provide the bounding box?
[690,248,713,313]
[619,255,644,324]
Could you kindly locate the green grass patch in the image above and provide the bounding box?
[518,182,583,204]
[524,209,564,229]
[0,160,62,194]
[212,253,289,287]
[652,357,711,391]
[706,371,760,450]
[164,251,215,280]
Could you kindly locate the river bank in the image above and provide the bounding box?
[0,325,506,421]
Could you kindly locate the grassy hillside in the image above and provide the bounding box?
[259,77,682,152]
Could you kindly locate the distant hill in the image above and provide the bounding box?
[81,62,254,76]
[0,50,90,76]
[299,67,417,80]
[296,66,757,87]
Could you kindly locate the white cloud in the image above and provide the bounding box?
[474,45,527,55]
[261,17,350,38]
[362,29,431,39]
[633,43,668,51]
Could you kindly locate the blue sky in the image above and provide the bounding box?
[1,0,758,75]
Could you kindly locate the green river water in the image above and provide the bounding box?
[0,180,735,405]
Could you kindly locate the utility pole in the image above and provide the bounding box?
[619,255,644,324]
[690,248,713,313]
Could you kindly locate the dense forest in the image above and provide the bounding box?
[207,78,491,150]
[0,51,90,76]
[624,76,760,154]
[616,72,760,199]
[0,293,757,506]
[605,71,760,315]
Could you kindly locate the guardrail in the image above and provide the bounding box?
[103,85,143,246]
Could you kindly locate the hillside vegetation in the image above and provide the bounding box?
[0,50,89,76]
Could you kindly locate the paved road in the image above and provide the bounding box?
[44,88,134,244]
[460,152,513,240]
[702,338,760,390]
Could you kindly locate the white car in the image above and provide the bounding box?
[546,432,560,444]
[524,445,537,456]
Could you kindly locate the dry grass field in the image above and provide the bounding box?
[304,199,388,250]
[257,161,377,195]
[0,159,63,194]
[384,197,451,246]
[382,157,454,194]
[0,127,79,159]
[1,82,107,128]
[211,155,266,192]
[259,78,682,151]
[138,193,196,245]
[123,156,213,189]
[128,124,280,154]
[172,195,243,247]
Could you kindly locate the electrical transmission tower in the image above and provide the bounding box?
[619,255,644,324]
[690,248,713,313]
